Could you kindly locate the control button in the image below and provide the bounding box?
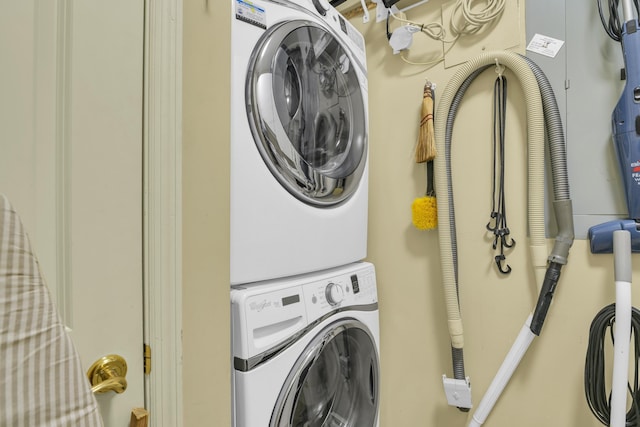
[325,282,344,306]
[350,274,360,294]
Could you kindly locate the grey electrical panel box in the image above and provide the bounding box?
[527,0,627,238]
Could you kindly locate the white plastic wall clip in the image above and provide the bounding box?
[374,0,388,22]
[494,58,505,78]
[360,0,370,23]
[372,0,400,22]
[442,375,473,409]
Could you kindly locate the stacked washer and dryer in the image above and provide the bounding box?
[229,0,380,426]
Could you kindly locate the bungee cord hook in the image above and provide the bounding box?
[487,66,515,275]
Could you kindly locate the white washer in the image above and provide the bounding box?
[230,0,370,285]
[231,262,380,427]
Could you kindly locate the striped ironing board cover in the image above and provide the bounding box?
[0,195,103,427]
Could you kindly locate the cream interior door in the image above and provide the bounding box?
[0,1,145,426]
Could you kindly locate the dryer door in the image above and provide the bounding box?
[246,20,367,207]
[271,318,379,427]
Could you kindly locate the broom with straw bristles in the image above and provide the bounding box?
[412,81,438,230]
[416,81,436,163]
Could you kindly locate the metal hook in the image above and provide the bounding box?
[495,254,512,274]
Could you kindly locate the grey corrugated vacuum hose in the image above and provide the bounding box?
[434,51,547,365]
[521,55,574,267]
[445,65,489,384]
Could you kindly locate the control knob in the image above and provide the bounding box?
[325,282,344,306]
[311,0,331,16]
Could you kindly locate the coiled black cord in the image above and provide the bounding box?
[584,303,640,426]
[597,0,640,41]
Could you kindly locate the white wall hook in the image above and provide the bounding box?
[494,58,505,78]
[360,0,370,23]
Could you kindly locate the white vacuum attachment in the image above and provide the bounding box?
[467,315,535,427]
[611,230,632,427]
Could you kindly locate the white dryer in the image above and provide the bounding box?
[231,262,380,426]
[230,0,370,285]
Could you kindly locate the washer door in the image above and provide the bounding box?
[271,319,379,427]
[246,20,367,206]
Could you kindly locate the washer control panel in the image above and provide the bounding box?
[232,262,377,359]
[303,263,377,322]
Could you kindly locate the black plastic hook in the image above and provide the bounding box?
[486,211,501,232]
[495,254,512,274]
[499,228,516,248]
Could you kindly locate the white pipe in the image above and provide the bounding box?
[467,315,536,427]
[399,0,430,14]
[611,230,632,427]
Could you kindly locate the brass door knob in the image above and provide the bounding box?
[87,354,128,394]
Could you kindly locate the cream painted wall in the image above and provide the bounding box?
[182,1,638,426]
[349,1,640,426]
[183,1,231,426]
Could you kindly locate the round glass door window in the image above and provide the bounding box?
[271,319,379,426]
[246,20,368,206]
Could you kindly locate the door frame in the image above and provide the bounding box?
[144,0,183,425]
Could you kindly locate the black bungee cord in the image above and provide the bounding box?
[486,72,515,274]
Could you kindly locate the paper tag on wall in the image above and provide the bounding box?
[526,34,565,58]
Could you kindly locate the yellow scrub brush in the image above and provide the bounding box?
[412,162,437,229]
[412,81,437,230]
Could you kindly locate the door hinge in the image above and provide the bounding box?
[144,344,151,375]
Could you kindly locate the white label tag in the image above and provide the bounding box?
[235,0,267,30]
[526,33,565,58]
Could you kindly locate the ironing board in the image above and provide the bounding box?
[0,194,103,426]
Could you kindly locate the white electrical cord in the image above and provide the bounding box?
[388,0,506,66]
[388,9,450,42]
[390,0,505,42]
[450,0,506,37]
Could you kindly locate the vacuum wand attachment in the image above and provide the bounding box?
[467,315,536,427]
[531,198,573,335]
[611,230,633,427]
[530,262,562,335]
